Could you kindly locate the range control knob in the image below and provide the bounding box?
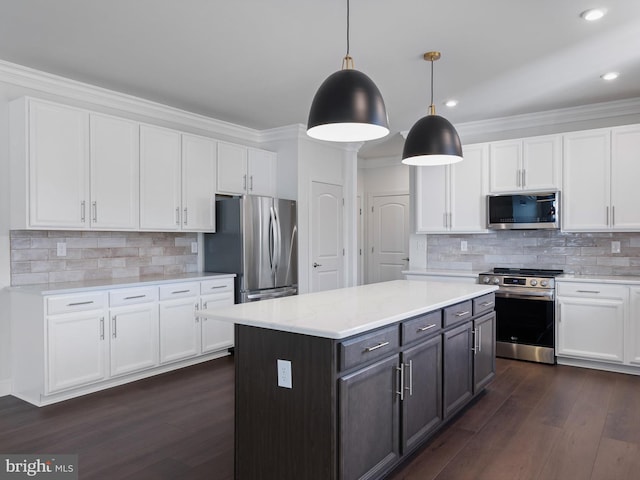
[483,277,490,284]
[530,279,538,286]
[541,280,549,287]
[493,278,500,285]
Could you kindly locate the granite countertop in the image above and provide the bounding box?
[198,279,498,339]
[5,272,236,295]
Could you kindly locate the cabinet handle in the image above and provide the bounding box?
[209,285,226,290]
[67,300,94,306]
[100,317,104,340]
[81,201,86,222]
[443,212,447,228]
[576,290,600,294]
[92,201,97,222]
[243,174,247,190]
[480,301,494,307]
[471,328,477,353]
[203,301,208,309]
[195,303,200,322]
[522,169,526,188]
[455,310,470,317]
[406,360,413,396]
[612,205,615,227]
[112,316,117,339]
[396,363,405,401]
[516,169,521,187]
[250,175,254,191]
[478,327,482,353]
[172,290,190,294]
[124,295,146,300]
[176,207,180,225]
[184,208,188,225]
[364,341,389,352]
[606,206,609,226]
[418,324,437,332]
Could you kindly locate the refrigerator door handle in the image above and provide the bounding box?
[273,206,282,273]
[269,206,278,277]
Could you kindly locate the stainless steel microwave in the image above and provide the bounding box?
[487,191,560,230]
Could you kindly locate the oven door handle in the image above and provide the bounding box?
[495,291,554,301]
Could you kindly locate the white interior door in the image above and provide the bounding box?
[369,194,410,283]
[311,182,344,292]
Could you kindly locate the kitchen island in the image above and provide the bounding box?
[198,279,498,480]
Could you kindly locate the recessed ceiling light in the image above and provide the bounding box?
[444,99,458,108]
[580,8,606,21]
[601,71,619,81]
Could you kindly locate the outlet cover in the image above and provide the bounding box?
[277,359,292,389]
[461,240,468,252]
[191,242,198,254]
[56,242,67,257]
[611,241,621,254]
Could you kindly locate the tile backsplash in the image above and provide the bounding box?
[426,230,640,276]
[10,230,198,286]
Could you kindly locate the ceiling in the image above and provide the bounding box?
[1,0,639,158]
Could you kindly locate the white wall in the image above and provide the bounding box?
[0,91,11,394]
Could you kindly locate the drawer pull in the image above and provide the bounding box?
[209,285,226,290]
[67,301,94,306]
[479,301,494,307]
[171,290,191,294]
[124,295,146,300]
[418,324,437,332]
[100,317,105,340]
[364,341,389,352]
[455,310,470,317]
[396,364,405,401]
[576,290,600,294]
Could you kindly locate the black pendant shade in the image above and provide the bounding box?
[307,68,389,142]
[402,114,463,166]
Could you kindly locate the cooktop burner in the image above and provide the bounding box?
[490,268,564,277]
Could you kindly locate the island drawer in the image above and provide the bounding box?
[402,310,442,345]
[473,293,495,316]
[443,300,473,327]
[338,325,399,371]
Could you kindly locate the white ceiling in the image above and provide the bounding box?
[1,0,639,158]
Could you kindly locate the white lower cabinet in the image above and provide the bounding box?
[201,294,234,353]
[628,287,640,365]
[557,282,627,365]
[159,283,201,364]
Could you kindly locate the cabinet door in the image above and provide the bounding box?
[450,143,488,232]
[562,129,611,231]
[182,134,217,231]
[47,311,107,393]
[557,296,625,363]
[611,125,640,230]
[488,140,521,193]
[140,124,182,230]
[401,335,442,453]
[90,113,139,229]
[628,287,640,365]
[28,100,89,228]
[443,321,473,419]
[110,303,159,377]
[159,297,200,363]
[473,312,496,392]
[247,148,276,197]
[414,165,447,233]
[339,354,400,480]
[522,134,561,191]
[217,142,248,194]
[200,292,234,353]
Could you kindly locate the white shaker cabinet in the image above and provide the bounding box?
[217,142,276,197]
[139,124,182,230]
[415,143,488,234]
[10,98,89,229]
[158,283,200,364]
[181,133,217,231]
[610,125,640,230]
[628,287,640,366]
[200,278,235,353]
[488,135,561,193]
[90,113,140,230]
[556,282,626,363]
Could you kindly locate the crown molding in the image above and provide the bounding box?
[358,155,406,169]
[260,123,364,153]
[0,58,261,143]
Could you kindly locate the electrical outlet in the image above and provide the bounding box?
[277,359,292,389]
[461,240,468,252]
[56,242,67,257]
[191,242,198,254]
[611,241,621,254]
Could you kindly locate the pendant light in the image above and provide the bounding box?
[402,51,463,166]
[307,0,389,142]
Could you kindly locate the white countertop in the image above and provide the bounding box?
[556,274,640,285]
[402,269,482,278]
[5,272,236,295]
[198,279,498,339]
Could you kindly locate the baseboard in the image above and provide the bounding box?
[0,379,11,397]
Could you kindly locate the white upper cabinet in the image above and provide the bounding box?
[217,142,276,197]
[181,134,217,231]
[610,125,640,230]
[90,113,139,230]
[11,98,90,229]
[488,134,561,193]
[139,124,182,231]
[415,143,488,234]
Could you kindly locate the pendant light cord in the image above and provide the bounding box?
[429,57,435,115]
[346,0,350,58]
[342,0,354,69]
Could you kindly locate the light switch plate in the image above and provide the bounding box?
[461,240,468,252]
[611,241,621,254]
[56,242,67,257]
[277,359,292,389]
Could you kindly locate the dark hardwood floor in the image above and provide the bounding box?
[1,356,640,480]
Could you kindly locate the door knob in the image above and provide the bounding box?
[313,262,322,268]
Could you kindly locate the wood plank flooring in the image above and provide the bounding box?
[1,356,640,479]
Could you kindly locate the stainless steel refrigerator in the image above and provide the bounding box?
[204,195,297,303]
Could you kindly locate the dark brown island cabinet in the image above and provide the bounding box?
[230,288,496,480]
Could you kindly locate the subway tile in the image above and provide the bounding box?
[84,269,115,281]
[112,267,141,279]
[163,264,187,275]
[140,266,165,276]
[97,237,127,248]
[11,262,31,274]
[11,249,48,262]
[65,259,99,270]
[110,247,140,258]
[65,237,99,248]
[49,270,85,283]
[596,256,631,267]
[98,258,127,268]
[30,260,67,273]
[12,273,49,286]
[152,256,175,266]
[10,237,31,249]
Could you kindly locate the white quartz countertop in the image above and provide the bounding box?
[5,272,236,295]
[402,269,483,278]
[556,274,640,285]
[198,279,498,339]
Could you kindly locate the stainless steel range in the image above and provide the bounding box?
[478,268,563,364]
